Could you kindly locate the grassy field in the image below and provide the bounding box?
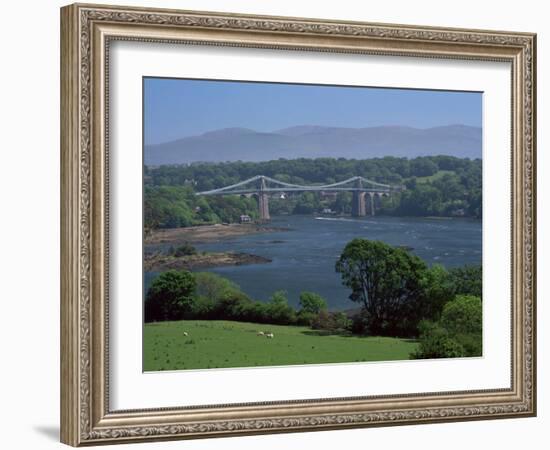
[144,320,418,371]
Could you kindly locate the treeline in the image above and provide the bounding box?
[144,185,259,230]
[145,271,328,327]
[145,239,482,359]
[336,239,482,358]
[145,155,477,189]
[145,156,482,228]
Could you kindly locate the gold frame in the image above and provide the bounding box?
[60,3,537,446]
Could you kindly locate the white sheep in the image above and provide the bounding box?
[183,331,188,337]
[257,331,265,336]
[265,333,274,339]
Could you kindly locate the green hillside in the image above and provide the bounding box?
[144,320,418,371]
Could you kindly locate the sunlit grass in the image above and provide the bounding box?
[144,320,418,371]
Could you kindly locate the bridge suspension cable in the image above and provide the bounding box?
[196,175,393,195]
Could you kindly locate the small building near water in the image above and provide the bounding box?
[240,214,252,223]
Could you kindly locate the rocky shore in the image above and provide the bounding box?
[144,251,271,272]
[145,223,289,245]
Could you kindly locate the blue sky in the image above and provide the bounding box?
[144,77,482,145]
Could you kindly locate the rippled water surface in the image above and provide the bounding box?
[145,215,481,310]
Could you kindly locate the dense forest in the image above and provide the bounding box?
[144,156,482,230]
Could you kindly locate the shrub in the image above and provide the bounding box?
[423,264,455,321]
[440,295,482,335]
[411,326,466,359]
[265,291,297,325]
[448,265,482,299]
[454,332,482,357]
[173,242,197,257]
[145,270,196,322]
[349,310,370,335]
[214,292,254,321]
[296,310,316,326]
[299,292,327,315]
[194,272,244,304]
[190,295,216,319]
[311,310,351,334]
[411,295,482,359]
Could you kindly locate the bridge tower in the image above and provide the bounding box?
[367,192,376,216]
[351,178,367,217]
[258,176,270,221]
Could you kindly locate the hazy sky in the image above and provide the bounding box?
[144,77,482,145]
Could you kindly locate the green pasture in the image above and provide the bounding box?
[143,320,418,371]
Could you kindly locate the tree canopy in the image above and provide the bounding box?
[144,156,482,230]
[299,292,328,314]
[411,294,482,359]
[448,264,483,299]
[335,239,432,336]
[145,270,197,322]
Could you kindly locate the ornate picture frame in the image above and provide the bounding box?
[60,3,536,446]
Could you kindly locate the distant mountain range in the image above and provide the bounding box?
[144,124,482,166]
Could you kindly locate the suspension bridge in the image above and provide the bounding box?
[196,175,403,221]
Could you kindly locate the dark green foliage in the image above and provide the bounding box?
[144,186,197,229]
[440,295,482,335]
[146,156,452,190]
[293,192,320,214]
[172,242,197,257]
[397,184,444,216]
[410,321,466,359]
[349,310,370,335]
[411,295,482,359]
[144,185,258,230]
[192,272,254,320]
[410,158,439,177]
[336,239,431,337]
[264,291,297,325]
[146,270,353,328]
[145,156,482,223]
[347,263,457,337]
[448,264,482,298]
[145,270,197,322]
[299,291,328,314]
[207,195,259,223]
[423,264,456,321]
[179,273,310,325]
[211,292,257,322]
[144,247,481,357]
[295,310,317,326]
[194,272,242,304]
[310,310,352,334]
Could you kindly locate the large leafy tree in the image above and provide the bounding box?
[335,239,431,336]
[145,270,196,322]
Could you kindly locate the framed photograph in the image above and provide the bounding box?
[60,3,536,446]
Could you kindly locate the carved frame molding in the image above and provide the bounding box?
[60,3,536,446]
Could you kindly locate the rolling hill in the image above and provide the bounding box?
[144,124,482,165]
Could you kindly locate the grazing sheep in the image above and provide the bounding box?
[265,333,274,339]
[183,332,188,337]
[257,331,265,336]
